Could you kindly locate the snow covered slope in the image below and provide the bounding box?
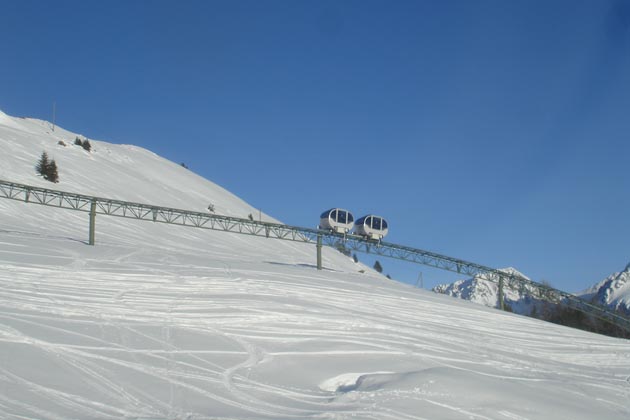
[579,263,630,316]
[1,110,630,419]
[0,109,276,220]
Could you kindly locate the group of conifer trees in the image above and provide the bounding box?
[74,136,91,151]
[36,136,93,183]
[35,151,59,183]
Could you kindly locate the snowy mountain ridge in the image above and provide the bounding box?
[579,263,630,315]
[432,267,541,314]
[1,109,629,419]
[432,262,630,318]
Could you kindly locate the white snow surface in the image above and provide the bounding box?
[1,111,630,419]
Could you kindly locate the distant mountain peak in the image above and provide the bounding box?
[432,267,538,311]
[575,263,630,316]
[496,267,529,279]
[435,262,630,317]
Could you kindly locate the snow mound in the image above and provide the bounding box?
[319,372,394,392]
[331,367,614,419]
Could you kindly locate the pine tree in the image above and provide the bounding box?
[373,260,383,273]
[35,151,50,177]
[82,139,92,152]
[74,137,83,146]
[35,151,59,182]
[46,159,59,183]
[335,243,351,257]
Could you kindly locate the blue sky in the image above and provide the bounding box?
[1,0,629,291]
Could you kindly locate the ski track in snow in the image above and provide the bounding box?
[1,239,629,419]
[1,114,630,419]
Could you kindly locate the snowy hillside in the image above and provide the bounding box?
[1,110,630,419]
[0,109,277,221]
[579,263,630,316]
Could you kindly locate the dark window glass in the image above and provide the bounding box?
[382,219,388,229]
[373,217,382,230]
[338,210,347,224]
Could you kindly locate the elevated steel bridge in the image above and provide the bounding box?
[1,179,629,333]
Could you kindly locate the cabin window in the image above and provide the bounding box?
[338,210,348,224]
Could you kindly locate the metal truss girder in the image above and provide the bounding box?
[0,183,23,200]
[1,179,629,333]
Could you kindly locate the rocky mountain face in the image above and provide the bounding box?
[432,267,543,316]
[578,263,630,316]
[433,263,630,337]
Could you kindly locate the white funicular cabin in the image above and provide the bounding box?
[320,208,355,234]
[354,215,389,240]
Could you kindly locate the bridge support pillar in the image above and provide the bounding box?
[89,199,96,246]
[498,276,505,310]
[316,234,322,270]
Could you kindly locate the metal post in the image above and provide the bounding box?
[416,272,424,288]
[88,199,96,245]
[498,275,505,310]
[316,234,322,270]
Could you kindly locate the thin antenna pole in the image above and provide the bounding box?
[416,272,424,288]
